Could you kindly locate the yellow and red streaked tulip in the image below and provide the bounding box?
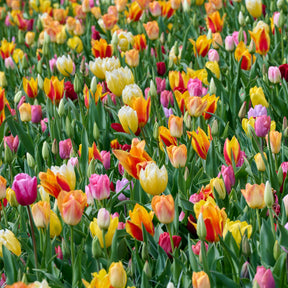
[151,194,175,224]
[223,136,241,166]
[79,142,103,164]
[56,55,75,76]
[167,144,187,168]
[241,183,265,209]
[31,201,50,229]
[192,271,210,288]
[133,34,147,51]
[187,96,207,117]
[0,229,21,257]
[130,96,151,128]
[139,162,168,195]
[168,71,186,91]
[67,36,83,53]
[158,126,177,150]
[249,22,270,55]
[57,190,87,226]
[118,106,138,134]
[90,216,119,248]
[194,197,227,242]
[0,39,16,59]
[245,0,262,18]
[206,11,225,33]
[168,115,183,138]
[126,203,154,241]
[143,21,159,40]
[113,139,153,179]
[125,49,140,67]
[234,42,255,71]
[266,130,282,154]
[43,76,65,104]
[19,103,31,122]
[202,94,219,120]
[91,39,113,58]
[127,2,143,22]
[249,86,269,108]
[23,77,38,98]
[39,169,62,199]
[189,35,212,57]
[109,262,127,288]
[159,1,174,18]
[187,126,212,160]
[174,90,190,114]
[83,84,108,109]
[50,210,62,238]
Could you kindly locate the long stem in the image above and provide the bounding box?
[269,208,276,240]
[166,223,174,254]
[70,226,75,268]
[1,200,8,228]
[256,209,261,235]
[102,229,108,259]
[27,205,39,280]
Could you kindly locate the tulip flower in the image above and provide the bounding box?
[254,115,271,137]
[56,55,75,76]
[127,1,143,22]
[126,203,154,241]
[12,173,37,206]
[91,38,113,58]
[67,36,83,53]
[31,105,42,123]
[254,153,267,172]
[57,190,87,226]
[125,49,139,67]
[19,103,31,122]
[168,115,183,138]
[241,183,265,209]
[268,67,281,84]
[206,11,225,33]
[266,130,282,154]
[82,269,111,288]
[192,271,210,288]
[130,96,151,128]
[210,177,226,199]
[188,126,212,160]
[167,144,187,168]
[202,94,219,120]
[0,176,6,200]
[151,194,175,224]
[118,106,138,134]
[158,126,178,150]
[139,162,168,195]
[0,229,21,257]
[50,210,62,238]
[23,77,38,98]
[43,76,65,104]
[245,0,262,18]
[59,139,73,159]
[0,39,15,59]
[89,57,120,80]
[4,135,19,153]
[133,34,147,50]
[90,216,119,248]
[218,165,235,193]
[102,13,118,30]
[223,136,242,166]
[187,97,207,117]
[143,21,159,40]
[253,266,275,288]
[31,201,50,229]
[159,232,181,257]
[189,35,212,57]
[109,262,127,288]
[249,22,270,55]
[122,84,143,106]
[234,42,255,70]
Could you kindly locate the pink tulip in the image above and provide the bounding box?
[86,174,110,202]
[187,78,205,97]
[59,139,72,159]
[160,90,174,107]
[100,151,111,170]
[253,266,275,288]
[255,115,271,137]
[4,135,19,153]
[31,105,42,123]
[156,77,166,94]
[268,66,281,84]
[208,49,219,62]
[225,35,235,51]
[218,165,235,193]
[192,240,208,255]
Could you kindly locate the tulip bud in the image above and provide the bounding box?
[283,117,287,131]
[238,11,244,26]
[42,141,50,161]
[80,57,86,75]
[211,119,218,136]
[87,159,96,178]
[150,80,157,97]
[284,127,288,138]
[42,41,49,57]
[254,153,266,172]
[167,282,175,288]
[97,208,110,230]
[73,74,82,94]
[141,242,149,261]
[111,32,118,47]
[61,238,70,259]
[278,11,285,28]
[174,41,179,57]
[93,122,100,141]
[207,29,212,40]
[160,32,165,45]
[209,78,216,94]
[92,236,102,258]
[37,60,43,74]
[241,235,251,257]
[18,30,24,45]
[240,261,249,279]
[4,145,13,163]
[184,111,191,130]
[0,72,7,87]
[197,213,206,241]
[21,55,28,70]
[37,74,44,89]
[153,122,159,139]
[58,98,65,117]
[26,153,35,168]
[184,167,189,181]
[91,76,97,95]
[277,0,284,9]
[282,195,288,216]
[248,40,256,54]
[14,91,22,104]
[36,16,43,31]
[143,261,152,279]
[273,240,281,260]
[277,166,283,186]
[245,16,250,24]
[192,14,198,29]
[52,139,58,155]
[66,117,72,138]
[238,27,244,43]
[264,181,274,208]
[6,187,18,207]
[238,101,247,119]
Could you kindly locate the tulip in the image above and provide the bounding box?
[108,262,127,288]
[0,176,6,200]
[125,49,139,67]
[6,188,18,207]
[187,97,208,117]
[192,240,208,256]
[23,77,38,98]
[254,115,271,137]
[56,55,75,76]
[102,13,118,30]
[245,0,262,18]
[202,94,219,120]
[50,210,62,238]
[160,90,174,107]
[266,130,282,154]
[268,66,281,84]
[139,162,168,195]
[0,39,15,59]
[235,42,255,70]
[89,57,120,80]
[151,194,175,224]
[92,38,113,58]
[58,139,72,160]
[223,136,241,166]
[249,22,270,55]
[208,49,219,62]
[90,216,119,248]
[122,84,143,106]
[67,36,83,53]
[133,34,147,51]
[97,208,110,230]
[225,35,235,51]
[86,174,110,203]
[167,144,187,168]
[57,190,87,225]
[250,86,269,108]
[168,115,183,138]
[254,153,267,171]
[31,105,42,123]
[159,232,181,257]
[143,21,159,40]
[115,0,127,11]
[12,173,37,206]
[206,11,225,33]
[192,271,210,288]
[106,67,134,97]
[31,201,50,229]
[189,35,212,57]
[118,106,138,134]
[0,229,21,257]
[19,103,31,122]
[130,96,151,128]
[253,266,275,288]
[241,183,265,209]
[210,177,226,199]
[248,104,267,118]
[43,76,65,105]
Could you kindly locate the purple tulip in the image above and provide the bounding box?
[255,115,271,137]
[12,173,37,206]
[253,266,275,288]
[247,104,267,119]
[31,105,42,123]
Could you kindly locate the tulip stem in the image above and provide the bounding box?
[269,208,276,240]
[1,200,8,228]
[70,226,75,269]
[256,209,261,235]
[102,230,108,260]
[166,224,174,253]
[27,205,39,280]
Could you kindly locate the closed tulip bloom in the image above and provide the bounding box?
[187,97,208,117]
[0,176,6,199]
[253,266,275,288]
[122,84,143,106]
[125,49,139,67]
[202,93,219,120]
[67,36,83,53]
[249,22,270,55]
[56,55,75,76]
[190,35,212,57]
[89,57,120,80]
[167,144,187,168]
[126,203,154,241]
[268,66,281,84]
[19,103,31,122]
[130,96,151,128]
[206,11,225,33]
[102,13,118,30]
[31,105,42,123]
[106,67,134,97]
[115,0,127,11]
[149,1,162,16]
[32,201,50,229]
[254,115,271,137]
[50,210,62,238]
[266,130,282,154]
[118,106,138,134]
[59,139,72,160]
[210,177,226,199]
[109,262,127,288]
[225,35,235,51]
[90,216,118,248]
[12,173,37,206]
[254,153,267,171]
[241,183,265,209]
[139,162,168,195]
[0,229,21,257]
[57,190,87,225]
[44,76,65,105]
[219,165,235,193]
[4,135,19,153]
[23,77,38,98]
[6,188,18,207]
[151,194,175,224]
[208,49,219,62]
[234,42,255,70]
[245,0,262,18]
[223,136,241,166]
[87,174,110,202]
[168,115,183,138]
[187,78,206,97]
[143,21,159,40]
[97,208,110,230]
[192,271,210,288]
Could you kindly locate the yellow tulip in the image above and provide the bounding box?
[0,229,21,257]
[118,106,138,134]
[67,36,83,53]
[56,55,74,76]
[245,0,262,18]
[250,86,269,108]
[50,210,62,238]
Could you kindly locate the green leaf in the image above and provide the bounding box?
[3,245,17,284]
[205,141,218,178]
[79,129,88,180]
[260,219,275,266]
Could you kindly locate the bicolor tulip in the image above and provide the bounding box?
[192,271,210,288]
[167,144,187,168]
[89,57,120,80]
[109,262,127,288]
[249,22,270,55]
[241,183,265,209]
[118,106,138,134]
[0,39,15,59]
[206,11,225,33]
[91,39,113,58]
[31,201,50,229]
[122,84,143,106]
[23,77,38,98]
[133,34,147,51]
[202,94,219,120]
[189,35,212,57]
[187,97,208,117]
[127,2,143,22]
[86,174,110,202]
[0,176,6,199]
[56,55,75,76]
[168,115,183,138]
[0,229,21,257]
[143,21,159,40]
[223,136,241,166]
[158,126,177,150]
[245,0,262,18]
[130,96,151,128]
[151,194,175,224]
[125,49,140,67]
[43,76,65,104]
[234,42,255,70]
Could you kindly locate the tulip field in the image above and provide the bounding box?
[1,0,288,287]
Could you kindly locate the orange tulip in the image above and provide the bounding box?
[192,271,210,288]
[91,39,113,58]
[158,126,177,150]
[202,94,219,120]
[151,194,175,224]
[143,21,159,40]
[189,35,212,57]
[57,190,87,226]
[193,197,227,242]
[188,126,212,160]
[223,136,241,166]
[130,96,151,128]
[249,26,270,55]
[23,77,38,99]
[102,13,118,30]
[167,144,187,168]
[206,11,225,33]
[266,130,282,154]
[126,203,154,241]
[113,139,153,179]
[168,115,183,138]
[43,76,65,104]
[187,96,207,117]
[0,39,16,59]
[125,49,139,67]
[234,42,255,70]
[133,34,147,51]
[241,183,265,209]
[127,2,143,22]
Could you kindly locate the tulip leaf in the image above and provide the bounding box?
[260,219,275,266]
[211,271,240,288]
[188,236,199,272]
[205,141,218,178]
[79,129,88,181]
[72,240,84,288]
[2,245,18,284]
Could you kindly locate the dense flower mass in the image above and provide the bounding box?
[0,0,287,286]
